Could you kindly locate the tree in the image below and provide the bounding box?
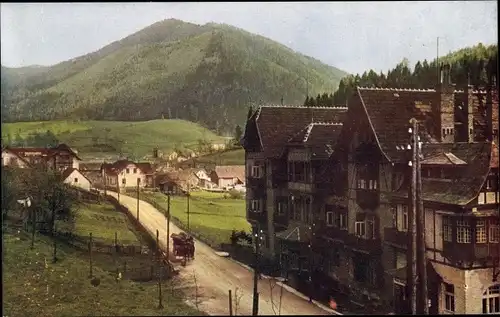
[234,125,243,145]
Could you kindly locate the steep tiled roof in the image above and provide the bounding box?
[61,167,92,183]
[393,142,493,205]
[288,122,343,159]
[356,87,439,162]
[5,144,81,160]
[251,105,348,157]
[214,165,245,182]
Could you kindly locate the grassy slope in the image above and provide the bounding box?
[3,200,202,317]
[142,191,250,246]
[2,20,348,132]
[2,119,225,159]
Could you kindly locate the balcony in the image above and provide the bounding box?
[356,189,380,210]
[345,234,382,254]
[288,182,313,193]
[443,241,499,263]
[384,227,408,248]
[271,172,288,188]
[247,176,266,188]
[247,209,267,224]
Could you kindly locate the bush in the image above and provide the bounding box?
[227,189,243,200]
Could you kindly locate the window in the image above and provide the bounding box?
[277,202,286,215]
[442,128,446,136]
[483,284,500,314]
[122,178,126,185]
[490,220,499,243]
[74,178,78,183]
[133,168,137,174]
[443,217,453,242]
[487,179,492,190]
[391,205,398,228]
[476,220,487,243]
[469,128,473,136]
[250,200,261,213]
[326,212,334,227]
[366,216,376,239]
[457,220,471,243]
[360,179,366,189]
[126,168,130,174]
[355,221,366,237]
[402,205,409,232]
[335,212,347,230]
[444,283,455,313]
[251,165,262,178]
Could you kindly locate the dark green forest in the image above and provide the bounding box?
[303,43,498,107]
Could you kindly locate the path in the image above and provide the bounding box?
[106,191,336,316]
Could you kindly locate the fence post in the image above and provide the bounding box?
[89,232,93,278]
[229,289,233,316]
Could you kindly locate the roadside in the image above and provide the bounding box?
[105,190,340,315]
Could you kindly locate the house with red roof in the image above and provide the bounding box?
[100,159,154,190]
[1,143,81,171]
[209,165,245,189]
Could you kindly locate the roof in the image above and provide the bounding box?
[275,224,312,243]
[247,105,348,158]
[288,122,343,159]
[80,162,103,171]
[101,160,154,174]
[4,143,81,160]
[421,152,467,165]
[356,86,498,162]
[1,148,32,166]
[356,87,438,162]
[213,165,245,181]
[61,167,92,183]
[393,142,493,205]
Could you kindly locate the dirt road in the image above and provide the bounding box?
[107,191,334,315]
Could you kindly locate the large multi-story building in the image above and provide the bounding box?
[241,66,499,314]
[2,143,81,171]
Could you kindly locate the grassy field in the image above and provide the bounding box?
[2,119,226,160]
[71,202,141,245]
[180,148,245,169]
[3,200,203,317]
[142,190,250,246]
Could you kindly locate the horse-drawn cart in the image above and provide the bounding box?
[171,232,195,266]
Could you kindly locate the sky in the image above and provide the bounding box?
[1,2,497,74]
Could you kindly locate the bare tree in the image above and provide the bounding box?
[233,287,244,316]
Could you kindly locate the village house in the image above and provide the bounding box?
[1,143,81,171]
[210,165,245,189]
[100,159,154,190]
[241,65,499,314]
[61,168,92,191]
[157,168,212,194]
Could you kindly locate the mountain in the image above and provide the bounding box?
[1,19,348,134]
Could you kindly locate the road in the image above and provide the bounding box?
[107,191,335,316]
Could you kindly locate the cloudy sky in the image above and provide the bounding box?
[1,2,497,74]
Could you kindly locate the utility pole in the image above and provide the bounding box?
[136,178,140,221]
[416,122,429,314]
[117,181,120,202]
[407,118,418,315]
[437,37,440,85]
[187,183,191,231]
[166,193,171,260]
[308,218,315,303]
[157,229,163,309]
[252,225,261,316]
[103,162,107,196]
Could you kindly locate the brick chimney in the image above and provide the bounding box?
[435,63,455,143]
[487,75,499,143]
[465,74,475,142]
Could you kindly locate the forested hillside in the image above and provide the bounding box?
[302,43,498,107]
[1,19,347,134]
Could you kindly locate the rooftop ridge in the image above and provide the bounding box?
[259,105,348,109]
[358,86,491,94]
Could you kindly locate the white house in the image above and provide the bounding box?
[1,148,30,168]
[101,159,154,190]
[62,168,92,191]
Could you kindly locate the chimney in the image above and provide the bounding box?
[487,74,499,142]
[436,63,455,143]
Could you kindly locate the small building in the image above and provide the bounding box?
[157,168,202,194]
[1,143,81,171]
[210,165,245,189]
[62,168,92,191]
[1,147,31,168]
[101,159,154,190]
